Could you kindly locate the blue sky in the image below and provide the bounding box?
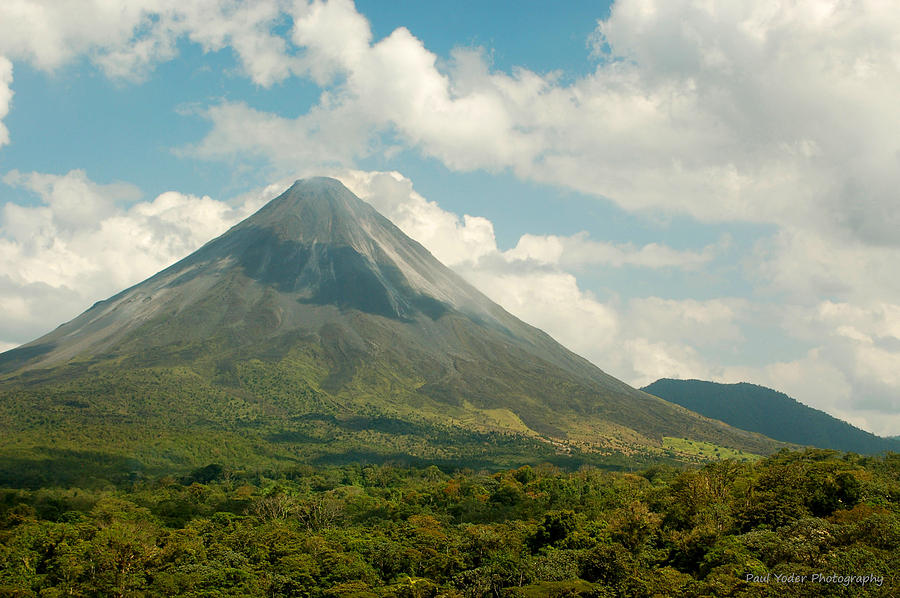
[0,0,898,436]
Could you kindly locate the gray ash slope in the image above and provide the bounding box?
[0,178,780,454]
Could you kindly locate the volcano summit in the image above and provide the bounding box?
[0,178,780,481]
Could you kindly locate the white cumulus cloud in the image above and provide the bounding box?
[0,56,11,148]
[0,169,267,346]
[184,0,900,247]
[505,232,721,269]
[0,0,297,86]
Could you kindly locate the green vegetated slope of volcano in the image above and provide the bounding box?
[0,178,783,485]
[643,378,900,454]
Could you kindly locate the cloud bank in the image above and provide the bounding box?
[0,169,271,348]
[179,1,900,245]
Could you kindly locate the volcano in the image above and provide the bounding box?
[0,178,780,480]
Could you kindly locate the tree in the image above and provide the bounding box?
[529,511,577,552]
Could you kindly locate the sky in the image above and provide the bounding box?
[0,0,898,436]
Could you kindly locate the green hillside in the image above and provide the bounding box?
[642,379,900,455]
[0,336,780,488]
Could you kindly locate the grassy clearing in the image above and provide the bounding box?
[663,436,762,462]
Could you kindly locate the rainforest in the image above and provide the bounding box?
[1,449,897,597]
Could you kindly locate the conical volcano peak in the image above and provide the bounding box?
[280,176,369,216]
[238,176,379,246]
[286,176,352,195]
[0,176,785,464]
[193,176,504,322]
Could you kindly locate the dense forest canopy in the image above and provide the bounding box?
[1,449,897,597]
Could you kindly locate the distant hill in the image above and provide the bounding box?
[642,379,900,454]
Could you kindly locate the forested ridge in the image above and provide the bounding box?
[1,449,897,597]
[642,379,900,454]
